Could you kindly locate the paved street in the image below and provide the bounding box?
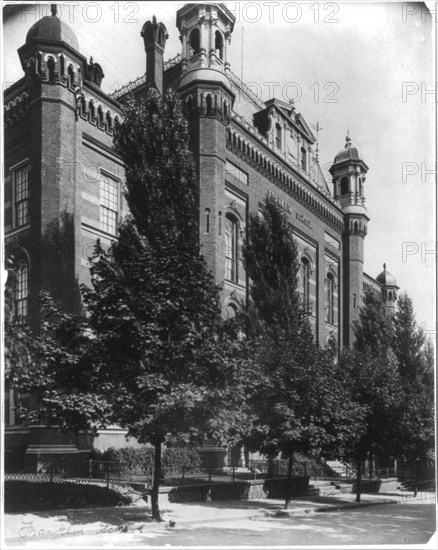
[4,502,435,547]
[163,504,436,547]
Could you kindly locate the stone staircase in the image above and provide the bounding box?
[308,479,342,498]
[325,460,355,478]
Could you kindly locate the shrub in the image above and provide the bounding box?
[91,446,154,476]
[91,446,201,477]
[162,447,202,475]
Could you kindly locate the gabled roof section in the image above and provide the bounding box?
[264,98,316,143]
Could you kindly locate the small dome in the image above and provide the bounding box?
[333,131,361,164]
[376,263,398,286]
[26,6,79,51]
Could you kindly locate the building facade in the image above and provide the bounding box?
[3,3,398,470]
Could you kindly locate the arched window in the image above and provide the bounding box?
[67,64,75,85]
[189,28,200,55]
[326,273,335,324]
[16,263,29,319]
[226,302,238,319]
[97,106,104,126]
[89,100,95,119]
[215,30,224,59]
[218,211,222,236]
[59,54,65,77]
[340,176,349,195]
[206,94,212,116]
[353,221,359,234]
[301,258,310,311]
[106,111,112,130]
[301,147,307,171]
[158,27,165,47]
[224,100,228,118]
[47,56,55,81]
[275,123,282,149]
[225,214,239,282]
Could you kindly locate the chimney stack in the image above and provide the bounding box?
[141,16,168,95]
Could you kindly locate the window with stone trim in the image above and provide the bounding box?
[301,258,310,311]
[100,172,119,235]
[16,263,29,319]
[301,146,307,171]
[13,163,29,227]
[225,214,239,283]
[275,123,282,149]
[326,272,335,324]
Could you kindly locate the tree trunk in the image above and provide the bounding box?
[355,456,362,503]
[151,439,163,521]
[284,449,294,510]
[267,455,275,476]
[413,458,420,498]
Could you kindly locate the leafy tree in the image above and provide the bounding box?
[353,287,393,352]
[392,294,435,493]
[81,89,248,521]
[392,293,427,382]
[4,256,37,383]
[338,348,402,502]
[241,197,359,506]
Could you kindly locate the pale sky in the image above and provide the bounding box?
[2,1,436,337]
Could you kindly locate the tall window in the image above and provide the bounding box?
[275,123,282,149]
[14,164,29,227]
[225,214,238,282]
[189,28,200,55]
[16,264,29,318]
[301,147,307,171]
[215,30,224,59]
[340,176,349,195]
[100,173,118,235]
[301,258,310,310]
[326,273,335,324]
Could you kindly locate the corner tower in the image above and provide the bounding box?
[330,133,370,347]
[376,264,399,315]
[176,3,235,283]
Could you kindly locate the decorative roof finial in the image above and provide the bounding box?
[51,4,57,16]
[345,129,351,149]
[152,14,157,25]
[383,263,386,270]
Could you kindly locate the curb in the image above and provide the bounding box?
[314,499,398,513]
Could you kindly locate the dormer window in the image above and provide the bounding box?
[275,123,282,149]
[301,147,307,171]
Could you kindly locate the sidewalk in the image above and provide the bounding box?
[3,488,435,546]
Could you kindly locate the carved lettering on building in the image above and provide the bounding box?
[267,191,292,214]
[296,211,313,229]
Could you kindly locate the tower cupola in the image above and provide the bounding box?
[330,132,369,212]
[176,3,235,89]
[376,263,399,314]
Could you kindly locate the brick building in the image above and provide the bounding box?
[3,3,398,470]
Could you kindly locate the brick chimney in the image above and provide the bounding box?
[141,16,168,95]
